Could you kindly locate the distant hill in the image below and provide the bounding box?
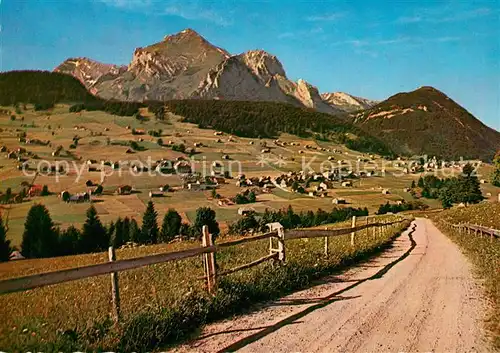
[349,86,500,161]
[0,70,98,106]
[54,28,375,113]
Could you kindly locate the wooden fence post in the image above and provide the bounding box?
[202,225,217,294]
[108,246,120,324]
[267,222,285,263]
[351,215,357,246]
[324,227,329,256]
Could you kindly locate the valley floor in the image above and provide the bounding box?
[172,218,488,353]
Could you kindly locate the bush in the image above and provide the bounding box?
[160,209,182,242]
[194,207,219,239]
[69,104,85,113]
[58,226,80,256]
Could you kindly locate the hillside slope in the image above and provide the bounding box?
[350,86,500,160]
[164,99,392,155]
[0,71,99,105]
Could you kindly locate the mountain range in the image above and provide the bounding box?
[2,28,498,161]
[54,28,376,114]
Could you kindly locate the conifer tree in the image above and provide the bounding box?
[80,205,108,253]
[0,215,12,261]
[21,204,58,258]
[141,201,159,244]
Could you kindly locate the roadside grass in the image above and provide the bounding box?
[0,216,410,351]
[432,203,500,350]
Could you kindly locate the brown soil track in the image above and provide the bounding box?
[173,218,489,352]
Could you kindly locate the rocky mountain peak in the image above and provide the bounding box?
[54,57,126,89]
[321,92,378,112]
[238,50,287,83]
[162,28,210,46]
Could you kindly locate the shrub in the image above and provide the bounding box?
[194,207,219,239]
[160,209,182,242]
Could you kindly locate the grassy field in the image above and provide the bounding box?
[0,104,449,246]
[432,203,500,350]
[0,215,410,351]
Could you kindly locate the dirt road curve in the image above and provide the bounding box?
[173,218,488,353]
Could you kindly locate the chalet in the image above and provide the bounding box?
[332,198,346,205]
[10,250,25,260]
[249,141,254,145]
[238,207,255,216]
[480,179,487,184]
[308,191,316,197]
[187,183,214,191]
[211,177,226,185]
[149,191,163,198]
[341,181,352,187]
[174,161,192,174]
[28,185,43,197]
[382,189,390,195]
[125,149,134,154]
[214,131,223,136]
[261,148,271,153]
[194,142,203,147]
[68,192,90,203]
[222,155,230,160]
[117,185,133,195]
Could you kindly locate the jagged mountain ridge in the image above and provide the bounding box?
[349,86,500,160]
[322,92,379,112]
[54,28,373,113]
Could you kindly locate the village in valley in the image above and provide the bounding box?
[0,104,496,248]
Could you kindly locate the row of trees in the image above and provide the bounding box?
[228,205,369,235]
[376,200,428,215]
[410,164,484,208]
[233,190,257,204]
[18,202,220,259]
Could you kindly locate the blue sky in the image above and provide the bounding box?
[1,0,499,130]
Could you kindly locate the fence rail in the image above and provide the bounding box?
[446,221,500,241]
[0,215,409,323]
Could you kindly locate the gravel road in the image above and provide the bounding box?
[173,218,488,353]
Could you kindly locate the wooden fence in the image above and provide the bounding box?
[0,215,408,323]
[446,221,499,241]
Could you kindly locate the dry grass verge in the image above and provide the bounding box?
[0,217,410,351]
[432,203,500,350]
